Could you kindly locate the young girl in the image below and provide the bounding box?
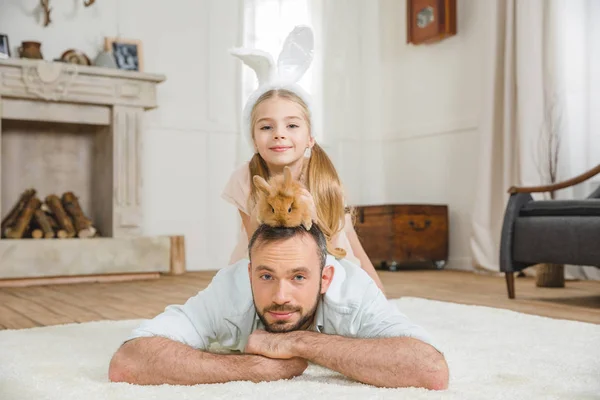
[222,26,385,292]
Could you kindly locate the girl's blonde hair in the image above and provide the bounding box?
[248,89,346,240]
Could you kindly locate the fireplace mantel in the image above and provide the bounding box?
[0,58,165,108]
[0,59,184,286]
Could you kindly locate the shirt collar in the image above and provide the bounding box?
[314,296,324,332]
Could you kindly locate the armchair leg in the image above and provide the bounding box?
[505,272,515,299]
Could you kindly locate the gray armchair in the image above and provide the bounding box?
[499,164,600,299]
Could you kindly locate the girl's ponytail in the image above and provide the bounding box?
[306,143,346,240]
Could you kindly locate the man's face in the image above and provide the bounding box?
[248,235,334,333]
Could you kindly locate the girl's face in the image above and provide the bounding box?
[252,97,314,171]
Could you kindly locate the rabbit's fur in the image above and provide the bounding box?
[253,166,347,259]
[253,166,312,230]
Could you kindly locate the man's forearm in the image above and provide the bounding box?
[292,332,448,390]
[109,337,269,385]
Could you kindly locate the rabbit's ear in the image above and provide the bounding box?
[283,166,293,190]
[277,25,314,83]
[253,175,272,195]
[230,48,276,86]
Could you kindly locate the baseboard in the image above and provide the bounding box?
[445,257,474,271]
[0,272,160,288]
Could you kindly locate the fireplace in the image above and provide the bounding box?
[2,121,103,239]
[0,58,184,286]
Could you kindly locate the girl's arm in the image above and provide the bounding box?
[240,210,259,241]
[344,214,386,294]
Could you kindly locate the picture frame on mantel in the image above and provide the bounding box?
[407,0,457,45]
[0,34,11,59]
[104,37,143,72]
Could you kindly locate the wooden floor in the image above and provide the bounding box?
[0,269,599,330]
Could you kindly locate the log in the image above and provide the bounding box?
[45,195,76,238]
[39,203,64,238]
[27,217,41,239]
[48,214,59,230]
[5,196,41,239]
[41,203,60,231]
[61,192,96,238]
[31,229,44,239]
[1,189,36,237]
[34,209,55,239]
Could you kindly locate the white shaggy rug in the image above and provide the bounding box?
[1,297,599,400]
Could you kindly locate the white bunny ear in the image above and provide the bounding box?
[277,25,314,83]
[230,48,276,86]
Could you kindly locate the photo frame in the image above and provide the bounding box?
[0,34,11,59]
[407,0,457,45]
[104,37,143,72]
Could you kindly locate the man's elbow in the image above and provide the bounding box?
[108,344,136,384]
[423,352,449,391]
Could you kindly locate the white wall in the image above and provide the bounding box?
[0,0,244,270]
[0,0,490,271]
[320,0,489,270]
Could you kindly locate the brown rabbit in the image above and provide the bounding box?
[253,166,347,259]
[253,166,312,230]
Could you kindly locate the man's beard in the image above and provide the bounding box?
[254,282,322,333]
[257,300,319,333]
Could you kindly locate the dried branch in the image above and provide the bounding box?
[40,0,51,27]
[535,89,563,200]
[84,0,95,7]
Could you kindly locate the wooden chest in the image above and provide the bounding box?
[353,204,449,270]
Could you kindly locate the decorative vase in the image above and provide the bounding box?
[19,41,43,59]
[93,50,117,69]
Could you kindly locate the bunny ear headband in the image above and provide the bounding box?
[230,25,315,151]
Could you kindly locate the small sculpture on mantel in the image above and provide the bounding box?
[60,49,91,66]
[40,0,96,27]
[18,41,43,59]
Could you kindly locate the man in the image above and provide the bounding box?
[108,224,449,390]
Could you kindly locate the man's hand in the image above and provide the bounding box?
[255,356,308,382]
[245,331,309,381]
[245,330,298,359]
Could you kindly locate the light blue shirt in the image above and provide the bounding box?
[127,256,440,352]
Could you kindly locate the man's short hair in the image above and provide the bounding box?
[248,224,327,268]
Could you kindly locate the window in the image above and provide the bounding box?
[559,0,600,198]
[241,0,322,142]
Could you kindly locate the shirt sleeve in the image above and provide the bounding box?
[125,270,228,350]
[355,282,442,353]
[221,162,251,215]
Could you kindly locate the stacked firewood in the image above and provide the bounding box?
[1,189,98,239]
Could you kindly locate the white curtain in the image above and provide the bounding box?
[556,0,600,280]
[471,0,553,273]
[471,0,600,280]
